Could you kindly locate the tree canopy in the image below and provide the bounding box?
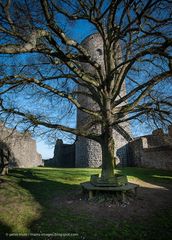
[0,0,172,177]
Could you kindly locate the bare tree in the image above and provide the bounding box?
[0,142,10,175]
[0,0,171,179]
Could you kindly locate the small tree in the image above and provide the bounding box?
[0,0,171,180]
[0,142,10,175]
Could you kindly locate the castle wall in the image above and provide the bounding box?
[45,139,75,168]
[75,138,102,167]
[48,126,172,170]
[128,127,172,170]
[0,124,42,168]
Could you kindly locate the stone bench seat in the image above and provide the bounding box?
[81,182,139,202]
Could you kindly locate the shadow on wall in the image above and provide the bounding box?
[116,144,129,167]
[0,141,16,175]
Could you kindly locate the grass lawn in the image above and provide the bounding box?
[0,167,172,240]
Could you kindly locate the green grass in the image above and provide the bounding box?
[0,167,172,240]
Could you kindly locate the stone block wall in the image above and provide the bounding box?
[128,127,172,170]
[0,124,43,168]
[46,126,172,170]
[75,137,102,167]
[45,139,75,168]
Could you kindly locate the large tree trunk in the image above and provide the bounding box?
[100,126,115,179]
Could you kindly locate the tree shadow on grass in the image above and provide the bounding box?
[10,168,81,205]
[0,220,12,239]
[6,168,82,239]
[2,168,172,240]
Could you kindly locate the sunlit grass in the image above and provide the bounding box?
[152,174,172,180]
[0,167,172,239]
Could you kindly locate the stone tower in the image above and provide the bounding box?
[75,33,130,168]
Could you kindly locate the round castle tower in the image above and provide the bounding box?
[75,33,130,168]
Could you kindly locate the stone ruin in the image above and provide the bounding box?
[0,122,43,172]
[128,125,172,170]
[46,125,172,171]
[44,139,75,168]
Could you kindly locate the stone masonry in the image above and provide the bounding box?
[0,123,43,168]
[128,126,172,170]
[44,139,75,168]
[48,124,172,170]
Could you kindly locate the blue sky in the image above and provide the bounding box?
[37,141,54,159]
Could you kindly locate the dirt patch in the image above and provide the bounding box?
[51,179,172,221]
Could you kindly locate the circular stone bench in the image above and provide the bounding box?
[80,182,139,202]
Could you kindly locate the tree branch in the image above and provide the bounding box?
[0,98,101,141]
[0,29,49,54]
